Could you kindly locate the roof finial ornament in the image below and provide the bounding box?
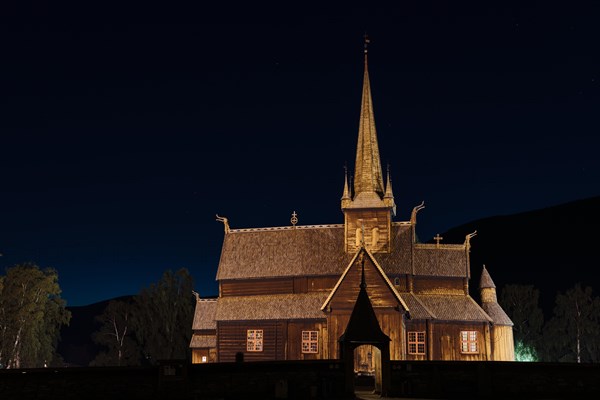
[364,32,370,54]
[434,234,444,248]
[216,214,230,234]
[291,211,298,227]
[410,201,426,224]
[465,230,477,251]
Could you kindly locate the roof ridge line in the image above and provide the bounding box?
[230,224,344,233]
[415,243,466,250]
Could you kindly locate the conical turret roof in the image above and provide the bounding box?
[479,265,497,289]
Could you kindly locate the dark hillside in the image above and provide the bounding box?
[58,296,133,366]
[432,196,600,314]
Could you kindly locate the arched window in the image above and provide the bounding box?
[355,228,363,247]
[371,227,379,248]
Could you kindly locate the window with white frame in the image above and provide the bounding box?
[301,330,318,354]
[407,331,426,355]
[247,329,263,352]
[460,330,478,354]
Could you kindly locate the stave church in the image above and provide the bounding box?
[190,43,515,369]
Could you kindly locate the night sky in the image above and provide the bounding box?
[2,2,599,306]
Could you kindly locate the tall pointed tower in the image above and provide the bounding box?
[342,38,396,253]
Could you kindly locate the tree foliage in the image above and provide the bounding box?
[131,268,194,363]
[543,284,600,363]
[499,284,544,351]
[0,264,71,368]
[91,299,139,366]
[514,340,538,362]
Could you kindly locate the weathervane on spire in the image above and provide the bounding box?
[364,33,370,54]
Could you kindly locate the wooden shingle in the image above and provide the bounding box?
[214,292,328,321]
[192,299,217,330]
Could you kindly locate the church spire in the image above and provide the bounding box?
[341,37,394,254]
[353,35,385,198]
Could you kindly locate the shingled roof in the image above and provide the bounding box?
[190,334,216,348]
[399,293,435,320]
[479,265,496,288]
[192,299,217,330]
[413,245,468,277]
[215,292,328,321]
[415,294,492,322]
[482,302,513,326]
[216,223,469,280]
[216,225,352,280]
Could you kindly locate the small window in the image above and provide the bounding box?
[407,331,426,355]
[394,277,400,286]
[355,228,363,247]
[201,356,207,363]
[371,227,379,247]
[247,329,263,352]
[301,330,319,354]
[460,331,479,354]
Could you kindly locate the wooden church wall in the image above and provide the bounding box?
[412,276,465,295]
[286,320,328,360]
[326,312,350,359]
[216,320,328,362]
[378,311,405,360]
[491,325,515,361]
[326,310,404,361]
[404,320,429,361]
[345,210,391,253]
[220,278,294,296]
[220,276,339,297]
[328,262,399,311]
[217,321,287,362]
[430,322,489,361]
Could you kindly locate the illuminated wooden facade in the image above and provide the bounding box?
[190,48,514,365]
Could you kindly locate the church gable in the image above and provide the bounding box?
[322,248,408,312]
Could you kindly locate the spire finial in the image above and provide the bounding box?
[341,164,351,200]
[364,32,370,54]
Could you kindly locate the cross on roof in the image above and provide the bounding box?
[434,234,443,248]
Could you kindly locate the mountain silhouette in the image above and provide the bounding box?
[58,296,132,366]
[432,196,600,315]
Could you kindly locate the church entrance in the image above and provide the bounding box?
[353,344,380,392]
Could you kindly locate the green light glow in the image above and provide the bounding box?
[514,341,538,362]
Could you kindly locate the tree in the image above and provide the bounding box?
[0,264,71,368]
[132,268,194,363]
[499,284,544,357]
[91,299,140,366]
[544,284,600,363]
